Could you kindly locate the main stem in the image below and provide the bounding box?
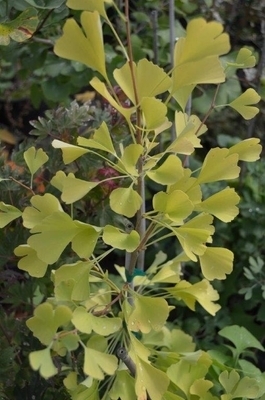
[124,0,146,276]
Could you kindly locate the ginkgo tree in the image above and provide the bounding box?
[1,1,265,399]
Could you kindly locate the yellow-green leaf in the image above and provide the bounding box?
[77,121,116,155]
[153,190,194,224]
[168,169,202,205]
[113,59,171,105]
[196,188,240,222]
[72,306,122,335]
[167,112,207,154]
[228,138,262,161]
[229,88,260,120]
[66,0,112,19]
[22,193,63,229]
[54,11,107,79]
[199,247,234,280]
[219,370,260,399]
[235,48,257,68]
[0,202,22,227]
[51,171,99,204]
[27,302,72,345]
[28,211,79,264]
[127,296,169,333]
[24,146,48,175]
[141,97,168,130]
[147,154,184,185]
[29,347,57,379]
[167,352,212,396]
[109,187,142,217]
[173,213,214,261]
[14,244,48,277]
[197,148,240,184]
[102,225,140,252]
[168,279,221,315]
[109,370,135,400]
[52,140,89,163]
[116,144,143,176]
[83,336,118,380]
[90,77,135,124]
[172,18,230,93]
[54,261,92,301]
[72,221,101,258]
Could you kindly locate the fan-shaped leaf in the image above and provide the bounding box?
[27,302,72,345]
[197,148,240,184]
[54,11,107,79]
[77,121,116,155]
[153,190,194,224]
[228,138,262,161]
[29,347,57,379]
[168,279,220,315]
[72,306,122,335]
[52,140,89,163]
[196,188,240,222]
[14,244,48,277]
[229,88,260,120]
[109,187,142,217]
[199,247,234,280]
[103,225,140,252]
[24,147,48,175]
[0,202,22,227]
[147,154,184,185]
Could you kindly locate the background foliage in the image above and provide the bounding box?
[0,0,265,399]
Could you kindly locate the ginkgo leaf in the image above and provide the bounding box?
[127,296,169,333]
[172,18,230,93]
[168,169,202,205]
[0,8,38,45]
[153,190,194,224]
[168,279,221,315]
[167,112,206,154]
[199,247,234,280]
[83,336,118,380]
[141,97,168,130]
[52,140,89,163]
[24,147,49,175]
[54,261,92,301]
[26,302,72,345]
[133,356,169,400]
[147,154,184,185]
[113,59,171,105]
[51,171,99,204]
[22,193,63,229]
[72,306,122,335]
[77,121,116,155]
[109,187,142,217]
[151,259,181,284]
[219,370,260,399]
[14,244,48,277]
[90,77,135,124]
[235,48,256,68]
[72,221,102,258]
[229,88,260,120]
[102,225,140,252]
[196,188,240,222]
[197,148,240,184]
[66,0,112,19]
[173,213,214,261]
[0,202,22,227]
[190,378,214,398]
[29,347,57,379]
[109,370,135,400]
[228,138,262,161]
[167,351,212,395]
[116,144,143,176]
[28,211,79,264]
[54,11,107,79]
